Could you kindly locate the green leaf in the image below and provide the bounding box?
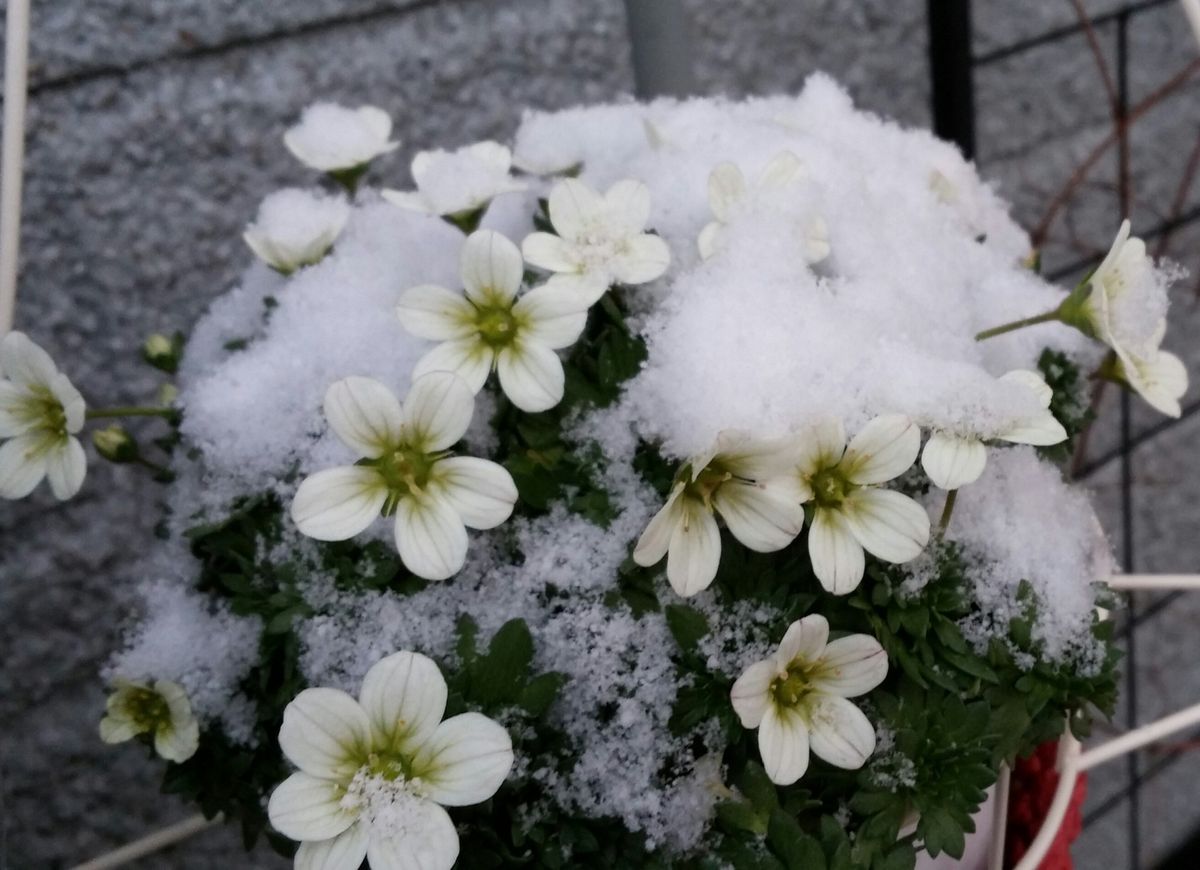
[518,672,565,718]
[470,619,534,707]
[716,799,768,836]
[665,604,710,653]
[767,810,826,870]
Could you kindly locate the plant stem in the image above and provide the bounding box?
[136,455,172,478]
[938,489,958,534]
[86,406,175,420]
[974,309,1060,341]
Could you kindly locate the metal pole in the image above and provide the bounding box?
[926,0,976,158]
[1,0,32,334]
[622,0,696,99]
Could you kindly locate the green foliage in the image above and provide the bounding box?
[1037,349,1095,463]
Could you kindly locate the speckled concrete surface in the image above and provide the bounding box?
[1,1,1198,867]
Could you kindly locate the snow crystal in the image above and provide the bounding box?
[106,579,262,745]
[946,448,1111,666]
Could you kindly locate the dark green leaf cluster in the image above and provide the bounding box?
[1037,349,1095,463]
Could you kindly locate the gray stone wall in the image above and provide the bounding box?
[1,1,1197,867]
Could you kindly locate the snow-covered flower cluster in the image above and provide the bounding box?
[87,79,1183,868]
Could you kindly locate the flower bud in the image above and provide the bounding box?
[143,333,183,374]
[157,383,179,406]
[93,425,139,463]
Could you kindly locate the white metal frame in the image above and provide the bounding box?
[5,3,1200,869]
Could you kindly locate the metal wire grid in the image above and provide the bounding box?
[926,2,1200,867]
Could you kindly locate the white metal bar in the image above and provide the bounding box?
[0,0,31,334]
[986,764,1011,870]
[70,814,219,870]
[1078,699,1200,771]
[1010,734,1082,870]
[1108,573,1200,590]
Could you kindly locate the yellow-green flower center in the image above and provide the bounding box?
[686,465,733,507]
[20,385,69,439]
[771,667,813,708]
[120,686,171,732]
[369,446,439,514]
[475,304,519,349]
[810,467,852,508]
[366,749,414,782]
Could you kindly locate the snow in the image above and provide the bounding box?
[109,75,1131,852]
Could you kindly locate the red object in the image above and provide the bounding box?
[1004,741,1088,869]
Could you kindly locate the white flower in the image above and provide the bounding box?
[382,141,527,227]
[0,331,87,501]
[521,178,671,299]
[698,151,828,264]
[243,188,351,274]
[920,370,1068,490]
[283,103,398,173]
[99,678,200,763]
[1058,221,1187,416]
[730,614,888,786]
[396,230,592,413]
[633,431,805,598]
[291,372,517,580]
[268,651,513,870]
[790,415,929,595]
[1115,326,1188,417]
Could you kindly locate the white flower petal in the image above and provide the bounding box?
[808,507,865,595]
[776,614,830,668]
[1123,349,1188,418]
[412,339,494,394]
[433,456,517,529]
[324,377,406,458]
[697,221,724,259]
[394,494,469,581]
[412,712,514,806]
[757,150,807,189]
[716,431,801,480]
[547,178,602,240]
[292,467,387,542]
[358,651,448,753]
[45,436,86,500]
[268,772,359,842]
[295,823,370,870]
[513,284,590,350]
[365,802,459,870]
[381,189,432,215]
[279,687,372,780]
[707,163,746,223]
[730,659,776,729]
[806,695,877,770]
[0,381,31,438]
[842,488,930,564]
[49,372,86,433]
[612,233,671,285]
[460,230,524,305]
[758,704,811,786]
[539,272,610,308]
[401,371,476,452]
[712,480,804,553]
[99,715,140,744]
[802,216,831,264]
[920,432,987,490]
[842,415,920,485]
[815,635,889,698]
[0,331,58,388]
[633,484,685,568]
[154,716,200,763]
[794,418,846,481]
[465,140,513,173]
[999,369,1053,407]
[396,285,477,341]
[998,411,1068,446]
[521,232,579,274]
[0,434,48,500]
[496,341,565,413]
[665,499,722,597]
[603,179,652,234]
